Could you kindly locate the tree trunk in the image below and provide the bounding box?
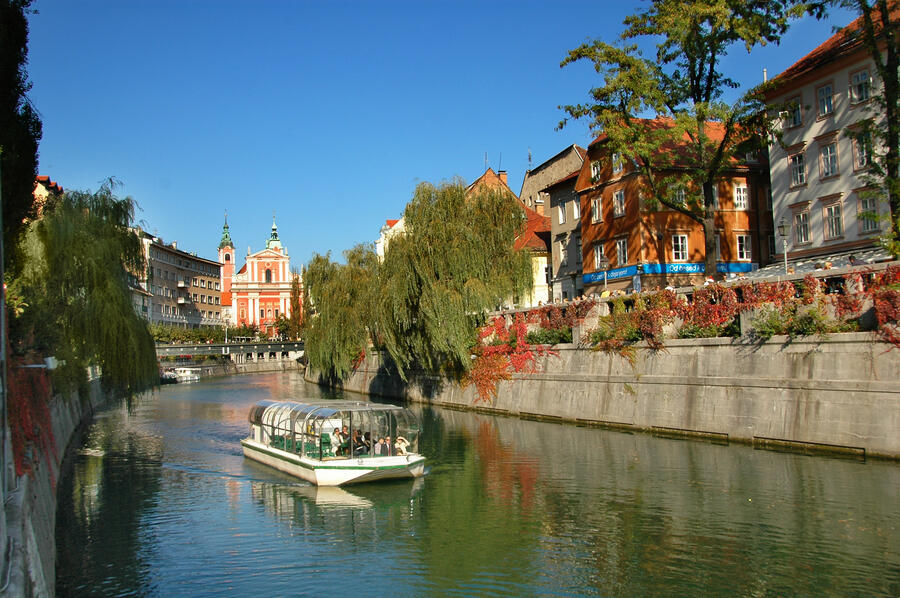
[702,180,718,280]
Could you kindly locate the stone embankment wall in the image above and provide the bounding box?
[170,359,302,379]
[309,332,900,459]
[3,376,109,597]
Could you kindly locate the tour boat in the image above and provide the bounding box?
[241,400,426,486]
[174,366,201,382]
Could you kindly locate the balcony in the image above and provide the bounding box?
[177,297,187,304]
[177,280,188,288]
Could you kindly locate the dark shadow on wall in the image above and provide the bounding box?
[367,352,446,402]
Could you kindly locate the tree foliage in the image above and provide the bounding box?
[8,180,158,397]
[559,0,804,276]
[302,245,379,381]
[302,180,532,381]
[375,181,532,378]
[288,271,302,340]
[1,0,42,271]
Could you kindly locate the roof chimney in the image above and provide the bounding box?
[498,170,508,185]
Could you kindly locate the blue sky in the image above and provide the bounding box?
[26,1,856,267]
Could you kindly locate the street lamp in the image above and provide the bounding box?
[599,255,611,289]
[777,217,789,275]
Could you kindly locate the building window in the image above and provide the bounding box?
[824,202,843,240]
[593,243,605,269]
[265,269,272,283]
[820,142,838,178]
[215,282,220,290]
[674,188,686,205]
[733,183,749,210]
[267,309,273,318]
[558,203,566,225]
[672,234,688,261]
[225,254,231,262]
[192,293,198,301]
[736,235,751,261]
[817,84,833,116]
[572,197,580,220]
[591,197,601,223]
[615,238,628,266]
[200,295,206,303]
[859,195,879,233]
[613,189,626,217]
[590,160,602,181]
[559,240,568,267]
[215,297,220,305]
[275,308,279,317]
[853,132,872,169]
[260,309,265,319]
[794,211,810,244]
[789,152,806,186]
[850,69,870,103]
[612,153,624,174]
[786,96,802,128]
[576,236,582,264]
[193,277,198,286]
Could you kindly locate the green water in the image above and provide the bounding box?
[56,371,899,596]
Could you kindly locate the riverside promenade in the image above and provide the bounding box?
[308,332,900,459]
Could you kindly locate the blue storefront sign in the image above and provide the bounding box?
[584,262,758,285]
[583,265,637,285]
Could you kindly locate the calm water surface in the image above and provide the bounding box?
[56,372,900,597]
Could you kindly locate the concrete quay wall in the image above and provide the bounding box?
[2,376,110,597]
[311,332,900,459]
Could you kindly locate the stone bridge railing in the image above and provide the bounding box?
[156,341,304,364]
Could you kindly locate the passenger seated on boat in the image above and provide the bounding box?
[330,428,342,456]
[338,425,351,456]
[374,437,387,455]
[383,436,393,456]
[394,436,410,455]
[352,430,368,456]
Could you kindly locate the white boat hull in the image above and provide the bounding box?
[241,438,426,486]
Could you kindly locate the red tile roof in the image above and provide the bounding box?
[514,204,550,252]
[386,219,400,228]
[771,4,899,89]
[35,175,63,194]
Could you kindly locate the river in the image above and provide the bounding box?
[55,371,899,597]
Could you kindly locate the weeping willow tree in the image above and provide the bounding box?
[8,180,159,397]
[302,244,380,380]
[375,181,532,378]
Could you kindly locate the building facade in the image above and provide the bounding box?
[220,218,300,337]
[577,128,770,294]
[547,170,584,300]
[519,145,586,216]
[140,232,223,328]
[764,8,894,261]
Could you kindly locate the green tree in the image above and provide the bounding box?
[560,0,802,277]
[302,245,379,380]
[9,180,158,396]
[375,181,532,378]
[288,270,302,340]
[1,0,42,270]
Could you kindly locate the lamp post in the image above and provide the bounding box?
[599,256,610,289]
[777,217,789,275]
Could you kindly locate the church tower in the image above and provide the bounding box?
[218,212,235,324]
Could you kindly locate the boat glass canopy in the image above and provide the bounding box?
[247,400,420,460]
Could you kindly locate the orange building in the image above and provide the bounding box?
[577,122,772,294]
[218,217,301,337]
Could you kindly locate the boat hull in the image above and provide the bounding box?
[241,438,426,486]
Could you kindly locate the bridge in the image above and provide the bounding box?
[156,341,304,364]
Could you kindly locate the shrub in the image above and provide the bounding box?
[526,328,572,345]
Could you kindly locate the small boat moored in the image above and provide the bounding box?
[241,400,426,486]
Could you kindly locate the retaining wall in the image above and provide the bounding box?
[3,376,110,597]
[309,332,900,459]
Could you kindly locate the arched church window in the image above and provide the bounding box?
[265,269,272,283]
[225,254,231,262]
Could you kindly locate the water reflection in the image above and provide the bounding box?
[56,372,900,597]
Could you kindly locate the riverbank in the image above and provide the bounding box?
[163,358,303,380]
[2,372,112,597]
[307,332,900,459]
